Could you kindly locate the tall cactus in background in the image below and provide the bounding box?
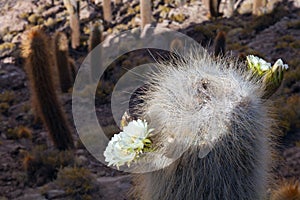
[114,0,122,5]
[88,22,103,52]
[21,28,74,150]
[140,0,152,28]
[204,0,222,18]
[131,49,274,199]
[68,57,77,82]
[63,0,80,49]
[214,31,226,57]
[253,0,267,16]
[88,22,103,81]
[103,0,112,23]
[53,32,73,93]
[227,0,235,17]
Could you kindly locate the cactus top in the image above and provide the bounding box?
[137,49,271,162]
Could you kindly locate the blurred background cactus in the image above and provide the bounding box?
[53,32,73,93]
[204,0,222,19]
[214,30,226,57]
[114,0,122,5]
[140,0,152,28]
[103,0,112,23]
[63,0,80,49]
[89,21,103,81]
[88,22,103,52]
[21,28,74,150]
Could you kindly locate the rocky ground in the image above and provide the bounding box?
[0,0,300,199]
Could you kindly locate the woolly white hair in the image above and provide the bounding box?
[130,48,274,200]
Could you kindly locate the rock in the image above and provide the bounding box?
[227,28,243,39]
[13,1,37,13]
[238,0,253,15]
[42,5,62,18]
[2,34,13,43]
[0,64,25,90]
[77,155,88,165]
[28,14,40,25]
[76,149,85,155]
[97,175,132,199]
[15,193,46,200]
[0,43,16,59]
[44,17,57,28]
[45,189,66,199]
[98,170,106,176]
[11,34,22,44]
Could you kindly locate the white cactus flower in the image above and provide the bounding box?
[272,59,289,71]
[123,119,153,139]
[247,55,271,74]
[104,119,153,169]
[104,134,136,168]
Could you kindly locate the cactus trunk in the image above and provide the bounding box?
[131,49,274,199]
[114,0,122,5]
[63,0,80,49]
[214,31,226,57]
[103,0,112,22]
[140,0,152,28]
[53,32,73,93]
[22,28,74,150]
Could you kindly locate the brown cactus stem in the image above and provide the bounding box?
[22,28,74,150]
[214,31,226,57]
[53,32,73,93]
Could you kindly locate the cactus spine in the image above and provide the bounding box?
[63,0,80,49]
[22,28,74,150]
[140,0,152,28]
[214,31,226,57]
[271,181,300,200]
[131,49,274,199]
[103,0,112,22]
[53,32,73,93]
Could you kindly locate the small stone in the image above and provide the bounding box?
[42,5,61,18]
[28,14,39,24]
[44,17,56,28]
[77,155,88,165]
[238,0,253,15]
[16,193,46,200]
[76,149,85,155]
[3,34,13,43]
[98,170,106,176]
[45,190,66,199]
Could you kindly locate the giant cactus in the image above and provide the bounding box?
[131,49,275,199]
[140,0,152,28]
[53,32,73,93]
[103,0,112,22]
[63,0,80,49]
[22,28,74,150]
